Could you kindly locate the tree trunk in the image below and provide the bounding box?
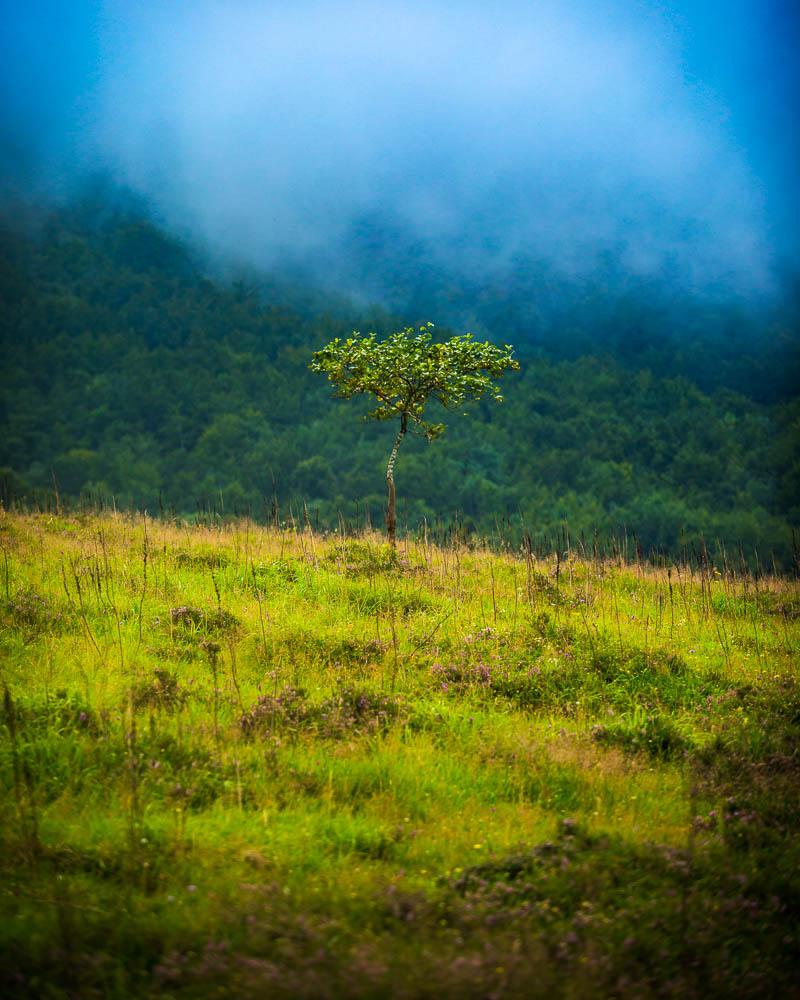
[385,414,407,547]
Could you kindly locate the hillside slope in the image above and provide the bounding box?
[0,512,798,996]
[1,198,798,561]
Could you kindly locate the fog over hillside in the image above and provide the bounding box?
[1,1,798,307]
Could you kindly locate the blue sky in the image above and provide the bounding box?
[1,0,797,295]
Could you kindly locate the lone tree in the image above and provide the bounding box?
[310,323,519,546]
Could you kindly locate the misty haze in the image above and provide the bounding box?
[3,1,798,295]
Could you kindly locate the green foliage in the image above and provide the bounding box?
[310,324,519,543]
[0,199,798,562]
[310,324,519,439]
[592,712,691,760]
[240,686,404,740]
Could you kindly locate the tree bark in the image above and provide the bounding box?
[385,413,408,547]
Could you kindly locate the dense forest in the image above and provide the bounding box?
[1,193,798,563]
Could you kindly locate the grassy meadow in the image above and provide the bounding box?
[1,510,799,997]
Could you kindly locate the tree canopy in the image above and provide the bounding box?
[310,324,519,438]
[310,325,519,544]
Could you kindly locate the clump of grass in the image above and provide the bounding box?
[268,627,387,668]
[431,659,494,691]
[169,605,240,635]
[240,686,404,739]
[132,668,188,712]
[448,818,592,895]
[1,586,73,637]
[239,686,310,737]
[249,558,302,592]
[326,539,399,575]
[591,712,691,760]
[1,690,98,737]
[341,580,433,616]
[174,548,230,569]
[317,687,405,737]
[338,637,389,666]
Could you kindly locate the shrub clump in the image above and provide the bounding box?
[589,646,687,684]
[1,587,73,637]
[592,714,690,761]
[1,689,98,736]
[240,687,310,737]
[431,660,494,692]
[249,560,302,592]
[317,687,404,737]
[327,636,388,665]
[326,540,399,575]
[449,819,594,898]
[170,605,240,635]
[174,549,230,569]
[240,686,404,739]
[132,668,187,711]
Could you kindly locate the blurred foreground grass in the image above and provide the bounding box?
[1,511,798,997]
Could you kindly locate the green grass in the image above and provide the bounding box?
[0,511,798,997]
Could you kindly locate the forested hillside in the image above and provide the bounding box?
[1,196,798,562]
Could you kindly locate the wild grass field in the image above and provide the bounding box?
[1,510,798,998]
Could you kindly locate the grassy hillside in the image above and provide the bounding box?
[1,511,798,996]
